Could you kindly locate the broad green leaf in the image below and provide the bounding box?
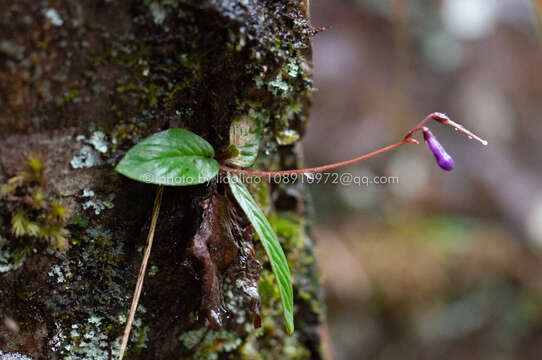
[115,128,219,186]
[225,115,261,168]
[227,172,294,334]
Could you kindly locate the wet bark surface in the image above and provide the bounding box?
[0,0,324,359]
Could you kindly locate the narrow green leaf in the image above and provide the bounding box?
[227,172,294,334]
[115,129,219,186]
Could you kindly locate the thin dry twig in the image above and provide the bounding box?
[119,185,164,360]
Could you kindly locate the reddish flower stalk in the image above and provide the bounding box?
[430,112,488,146]
[220,112,487,177]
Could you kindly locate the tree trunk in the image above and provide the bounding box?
[0,0,324,359]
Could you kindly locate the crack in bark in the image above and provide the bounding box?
[186,191,262,330]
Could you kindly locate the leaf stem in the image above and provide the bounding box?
[220,112,443,177]
[119,185,164,360]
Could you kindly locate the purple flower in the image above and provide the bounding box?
[422,127,454,171]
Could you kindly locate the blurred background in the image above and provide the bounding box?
[305,1,542,359]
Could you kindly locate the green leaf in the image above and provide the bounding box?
[225,115,261,168]
[227,172,294,334]
[115,128,219,186]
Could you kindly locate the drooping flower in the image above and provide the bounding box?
[422,127,454,171]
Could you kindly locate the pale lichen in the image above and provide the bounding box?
[88,131,109,154]
[48,263,73,284]
[49,294,148,359]
[267,73,291,97]
[286,59,299,78]
[44,8,63,27]
[81,188,115,215]
[149,2,167,25]
[0,351,33,360]
[54,316,118,359]
[0,235,27,273]
[70,146,103,169]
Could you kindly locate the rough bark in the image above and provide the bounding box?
[0,1,324,359]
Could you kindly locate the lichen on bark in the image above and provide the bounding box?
[0,0,323,358]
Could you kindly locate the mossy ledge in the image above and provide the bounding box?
[0,0,323,358]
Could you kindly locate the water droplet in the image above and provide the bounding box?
[454,128,458,131]
[468,136,472,139]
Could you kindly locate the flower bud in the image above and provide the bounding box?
[422,127,454,171]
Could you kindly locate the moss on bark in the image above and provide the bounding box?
[0,0,323,358]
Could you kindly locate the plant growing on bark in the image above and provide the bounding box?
[114,112,487,358]
[1,156,71,251]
